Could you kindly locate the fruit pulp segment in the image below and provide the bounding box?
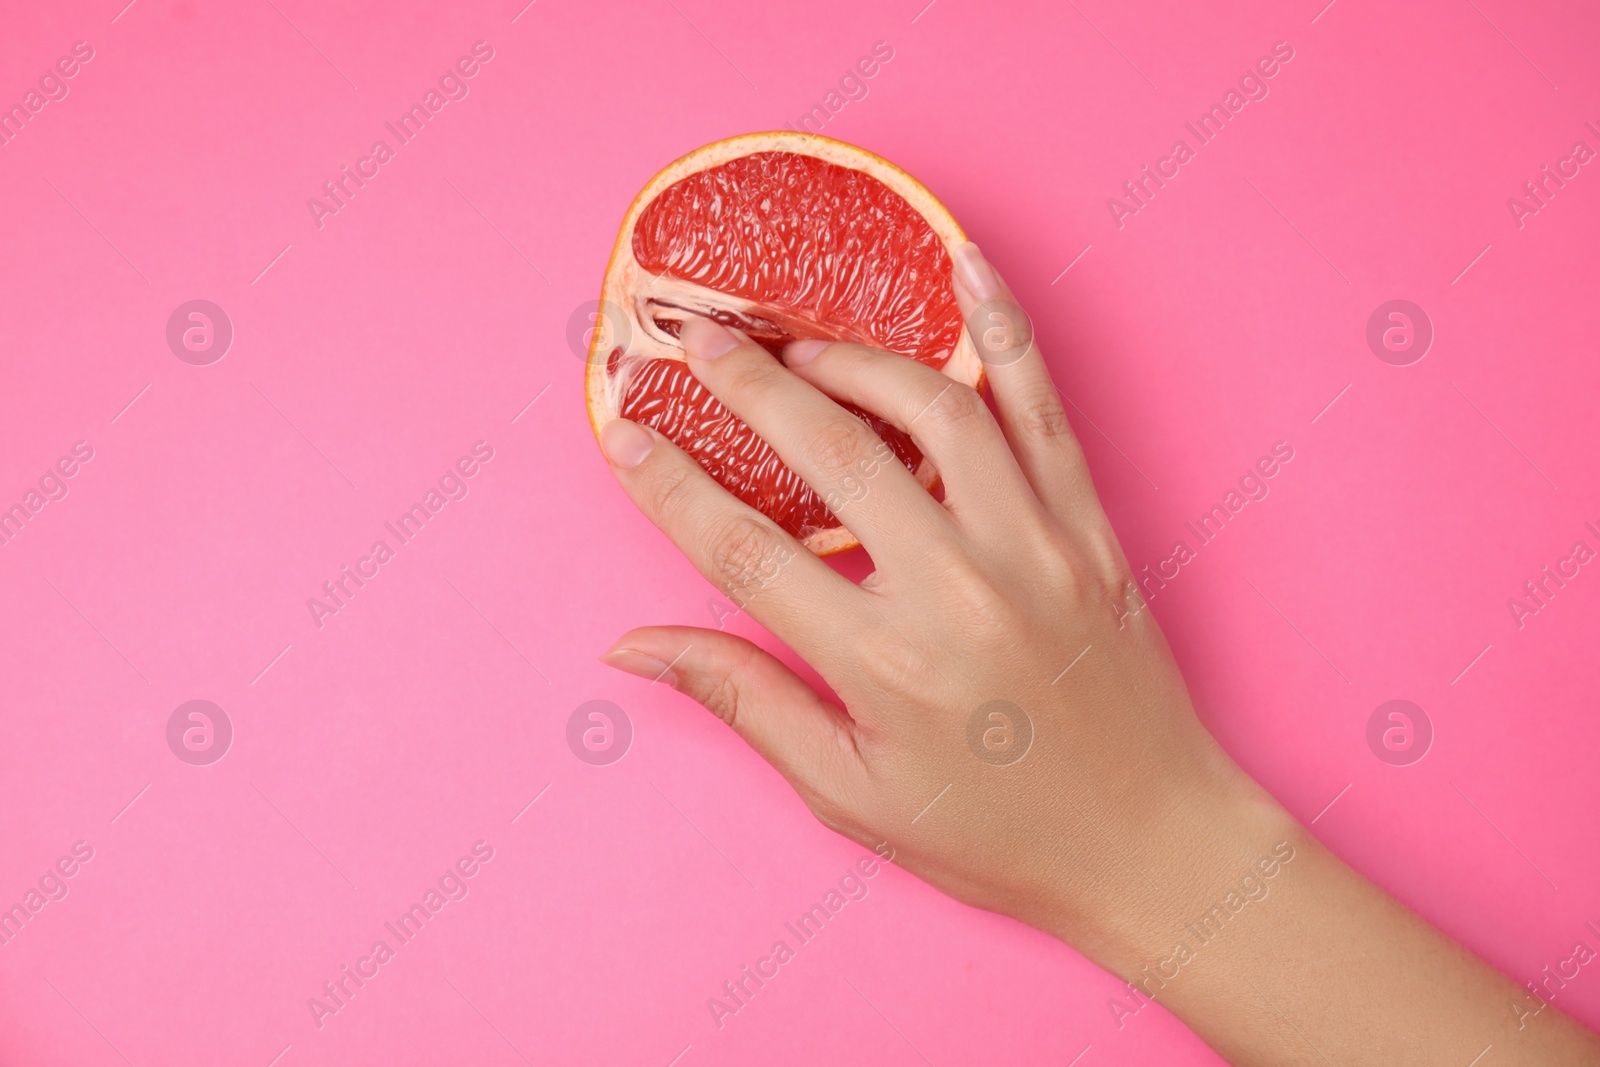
[618,150,962,542]
[619,356,923,540]
[632,151,961,365]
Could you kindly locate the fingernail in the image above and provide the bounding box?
[599,419,654,469]
[953,242,1002,301]
[784,339,828,366]
[601,648,676,687]
[681,317,739,361]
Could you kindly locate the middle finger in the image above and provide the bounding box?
[680,317,955,565]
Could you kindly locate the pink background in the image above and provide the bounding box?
[3,0,1598,1063]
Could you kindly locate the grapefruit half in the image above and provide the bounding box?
[585,132,983,555]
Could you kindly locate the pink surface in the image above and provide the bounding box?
[2,0,1598,1063]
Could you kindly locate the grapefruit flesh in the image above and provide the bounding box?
[586,133,982,554]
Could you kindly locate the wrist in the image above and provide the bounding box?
[1045,758,1305,981]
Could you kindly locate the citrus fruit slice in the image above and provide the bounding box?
[585,132,983,555]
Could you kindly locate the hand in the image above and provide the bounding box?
[595,242,1284,967]
[596,243,1600,1067]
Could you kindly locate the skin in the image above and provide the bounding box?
[596,242,1600,1066]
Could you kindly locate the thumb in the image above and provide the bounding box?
[601,625,862,793]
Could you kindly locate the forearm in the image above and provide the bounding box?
[1075,793,1600,1067]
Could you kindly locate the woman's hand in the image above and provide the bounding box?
[597,243,1600,1067]
[595,243,1284,967]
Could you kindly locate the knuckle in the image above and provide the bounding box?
[1016,391,1074,439]
[963,590,1013,641]
[837,345,876,373]
[806,415,871,477]
[936,559,1014,637]
[645,463,696,525]
[924,382,987,431]
[854,628,933,696]
[1025,518,1092,591]
[1044,555,1091,616]
[699,666,743,729]
[1085,528,1133,588]
[726,350,780,395]
[1041,537,1086,593]
[1103,570,1147,629]
[706,517,787,594]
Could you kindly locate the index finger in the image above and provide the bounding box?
[597,415,874,678]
